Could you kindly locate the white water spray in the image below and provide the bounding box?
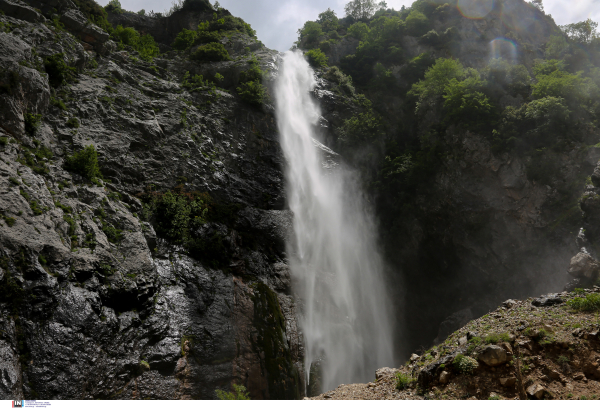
[275,51,395,393]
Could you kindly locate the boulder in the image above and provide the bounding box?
[568,252,600,279]
[439,371,451,384]
[499,377,516,387]
[526,383,546,399]
[59,9,109,49]
[477,345,508,367]
[503,299,518,309]
[375,367,397,380]
[532,294,564,307]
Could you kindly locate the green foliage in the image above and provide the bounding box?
[66,117,80,129]
[405,10,429,37]
[24,113,42,135]
[305,49,328,67]
[409,57,463,112]
[395,373,414,390]
[105,0,123,14]
[324,66,355,95]
[150,191,207,244]
[560,19,599,44]
[484,332,511,344]
[101,221,123,244]
[344,0,378,21]
[545,35,569,59]
[453,354,478,374]
[65,145,103,183]
[51,97,67,110]
[317,8,339,32]
[237,80,267,106]
[182,72,215,90]
[172,28,197,50]
[567,293,600,312]
[348,21,370,40]
[191,42,230,62]
[44,54,76,88]
[298,21,323,48]
[111,25,159,61]
[531,62,599,109]
[443,72,494,125]
[216,384,250,400]
[341,111,383,146]
[236,57,267,106]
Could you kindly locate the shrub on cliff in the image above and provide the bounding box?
[191,42,230,62]
[44,54,76,88]
[567,293,600,311]
[216,384,250,400]
[65,145,103,184]
[111,25,159,61]
[237,80,267,106]
[453,354,478,374]
[305,49,328,67]
[172,28,197,50]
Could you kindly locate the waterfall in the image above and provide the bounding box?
[275,50,395,393]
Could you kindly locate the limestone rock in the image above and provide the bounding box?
[532,294,564,307]
[0,0,45,23]
[592,161,600,187]
[477,345,508,367]
[526,383,546,399]
[375,367,397,380]
[439,371,451,384]
[499,377,516,387]
[568,252,600,279]
[60,9,109,51]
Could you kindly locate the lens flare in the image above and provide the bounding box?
[457,0,494,19]
[489,37,518,61]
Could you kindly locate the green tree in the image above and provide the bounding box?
[347,21,370,40]
[408,58,463,112]
[561,19,598,44]
[344,0,377,21]
[545,34,569,59]
[298,21,323,47]
[317,8,339,32]
[443,72,493,125]
[105,0,123,14]
[405,10,429,37]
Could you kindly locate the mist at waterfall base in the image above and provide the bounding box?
[274,51,396,393]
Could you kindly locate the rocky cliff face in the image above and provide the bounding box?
[0,0,303,400]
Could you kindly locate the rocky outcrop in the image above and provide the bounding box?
[0,0,45,23]
[59,9,111,53]
[0,3,303,400]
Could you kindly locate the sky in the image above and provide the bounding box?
[97,0,600,51]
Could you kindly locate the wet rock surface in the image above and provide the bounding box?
[0,1,303,400]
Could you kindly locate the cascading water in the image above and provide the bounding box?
[275,50,395,393]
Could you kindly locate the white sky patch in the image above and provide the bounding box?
[97,0,600,51]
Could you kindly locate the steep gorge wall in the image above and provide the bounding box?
[0,0,303,399]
